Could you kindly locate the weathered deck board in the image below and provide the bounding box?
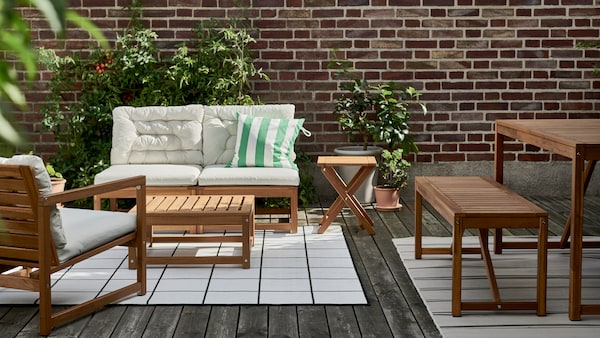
[2,195,600,337]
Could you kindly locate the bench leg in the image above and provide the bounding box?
[478,229,501,304]
[452,219,463,317]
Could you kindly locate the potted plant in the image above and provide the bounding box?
[332,75,426,203]
[374,148,410,211]
[46,163,66,191]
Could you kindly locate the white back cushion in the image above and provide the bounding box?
[202,104,295,165]
[111,105,204,165]
[0,155,67,249]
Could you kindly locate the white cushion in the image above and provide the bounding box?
[94,164,202,186]
[198,165,299,186]
[56,208,136,263]
[228,113,304,170]
[0,155,67,249]
[202,104,295,166]
[111,105,204,165]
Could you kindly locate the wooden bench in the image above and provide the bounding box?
[414,176,548,316]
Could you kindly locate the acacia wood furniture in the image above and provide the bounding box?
[129,194,254,269]
[0,162,146,336]
[415,176,548,316]
[495,118,600,320]
[317,156,377,234]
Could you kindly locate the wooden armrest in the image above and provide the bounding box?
[39,176,146,206]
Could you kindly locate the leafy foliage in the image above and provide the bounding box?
[377,149,410,189]
[39,7,267,189]
[0,0,106,148]
[334,79,426,154]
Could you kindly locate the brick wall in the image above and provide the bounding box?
[19,0,600,164]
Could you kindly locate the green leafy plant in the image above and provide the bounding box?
[333,79,426,154]
[39,3,266,191]
[329,53,426,154]
[377,149,410,189]
[0,0,106,148]
[296,148,317,207]
[45,163,63,179]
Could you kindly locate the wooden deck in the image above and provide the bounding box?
[3,193,600,337]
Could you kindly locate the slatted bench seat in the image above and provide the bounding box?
[414,176,548,316]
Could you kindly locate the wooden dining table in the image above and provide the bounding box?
[494,119,600,320]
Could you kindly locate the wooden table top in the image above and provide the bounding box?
[496,119,600,147]
[317,156,377,167]
[144,195,254,215]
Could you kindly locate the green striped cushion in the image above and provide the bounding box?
[228,113,304,170]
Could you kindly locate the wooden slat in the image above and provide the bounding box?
[0,178,27,192]
[0,205,36,220]
[0,192,30,206]
[0,219,37,235]
[0,233,39,249]
[0,246,38,262]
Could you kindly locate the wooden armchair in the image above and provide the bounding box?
[0,155,146,335]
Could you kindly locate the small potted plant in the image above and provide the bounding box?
[374,148,410,211]
[46,163,66,207]
[46,163,66,191]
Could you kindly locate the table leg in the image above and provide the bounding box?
[318,165,375,234]
[569,152,585,320]
[494,131,505,254]
[538,215,548,316]
[559,160,597,248]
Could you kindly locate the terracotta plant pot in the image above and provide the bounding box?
[50,178,66,208]
[374,186,402,211]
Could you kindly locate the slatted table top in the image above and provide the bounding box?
[317,156,377,167]
[496,119,600,146]
[144,195,254,215]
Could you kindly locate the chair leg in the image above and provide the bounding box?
[38,273,53,335]
[136,243,147,295]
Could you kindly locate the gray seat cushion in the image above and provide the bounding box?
[56,208,137,263]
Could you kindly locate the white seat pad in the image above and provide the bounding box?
[57,208,137,263]
[94,164,202,186]
[198,165,299,186]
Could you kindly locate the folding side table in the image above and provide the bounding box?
[317,156,377,234]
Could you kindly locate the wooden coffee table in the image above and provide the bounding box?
[129,195,254,268]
